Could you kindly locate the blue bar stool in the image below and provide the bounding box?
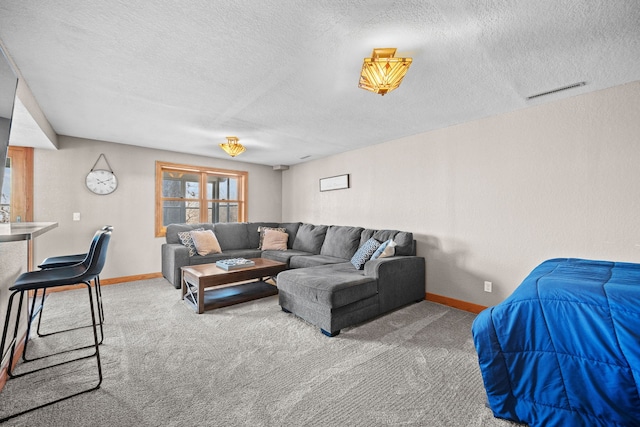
[0,229,111,423]
[38,226,113,269]
[29,226,113,347]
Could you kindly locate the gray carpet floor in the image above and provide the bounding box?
[0,278,522,426]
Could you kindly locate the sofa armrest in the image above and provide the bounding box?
[364,256,425,313]
[162,243,190,289]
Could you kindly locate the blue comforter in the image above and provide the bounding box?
[472,258,640,427]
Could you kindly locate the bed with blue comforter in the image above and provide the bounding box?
[472,258,640,427]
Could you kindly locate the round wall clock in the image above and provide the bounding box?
[86,169,118,195]
[86,153,118,195]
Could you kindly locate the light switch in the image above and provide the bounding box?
[73,212,81,221]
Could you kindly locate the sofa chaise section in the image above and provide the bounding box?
[277,262,379,336]
[277,229,425,336]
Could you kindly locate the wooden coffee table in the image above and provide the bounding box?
[181,258,287,314]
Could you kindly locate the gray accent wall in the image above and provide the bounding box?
[32,136,283,280]
[282,81,640,307]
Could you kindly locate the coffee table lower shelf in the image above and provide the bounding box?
[183,280,278,312]
[181,258,288,313]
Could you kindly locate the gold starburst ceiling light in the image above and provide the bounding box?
[219,136,246,157]
[358,48,412,96]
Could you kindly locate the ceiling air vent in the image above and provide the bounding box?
[526,82,586,100]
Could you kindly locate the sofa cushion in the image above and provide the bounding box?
[190,229,222,256]
[351,237,381,269]
[278,222,301,249]
[167,223,214,244]
[277,263,378,309]
[320,225,364,260]
[213,223,250,250]
[292,223,328,254]
[360,229,414,256]
[247,222,280,248]
[262,249,313,265]
[289,254,349,269]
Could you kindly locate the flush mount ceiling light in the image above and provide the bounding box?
[219,136,245,157]
[358,48,412,96]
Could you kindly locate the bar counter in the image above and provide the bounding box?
[0,222,58,243]
[1,222,58,367]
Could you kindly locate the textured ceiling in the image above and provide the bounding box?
[1,1,639,166]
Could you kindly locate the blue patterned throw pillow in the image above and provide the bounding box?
[351,238,381,270]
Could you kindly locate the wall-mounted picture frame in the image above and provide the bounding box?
[320,174,349,192]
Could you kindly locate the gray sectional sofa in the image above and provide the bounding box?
[162,222,425,336]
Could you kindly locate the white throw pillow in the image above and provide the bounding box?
[375,239,397,259]
[261,229,288,251]
[190,229,222,256]
[258,226,286,249]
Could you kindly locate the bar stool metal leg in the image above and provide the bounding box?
[0,283,103,423]
[21,289,46,362]
[0,229,110,422]
[32,284,104,346]
[1,290,24,379]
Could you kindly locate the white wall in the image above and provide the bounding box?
[32,136,283,280]
[282,81,640,306]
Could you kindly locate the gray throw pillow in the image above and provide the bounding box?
[292,223,328,254]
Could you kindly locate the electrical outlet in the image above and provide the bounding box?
[73,212,81,221]
[484,281,492,293]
